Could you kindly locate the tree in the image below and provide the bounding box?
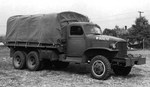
[128,17,150,48]
[0,36,4,42]
[113,25,129,39]
[103,28,117,36]
[103,26,129,39]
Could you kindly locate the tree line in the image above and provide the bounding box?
[103,16,150,49]
[0,36,4,42]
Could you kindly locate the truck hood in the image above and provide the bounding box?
[86,34,126,42]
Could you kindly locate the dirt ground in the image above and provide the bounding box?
[0,47,150,87]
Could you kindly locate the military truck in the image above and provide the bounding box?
[5,11,146,80]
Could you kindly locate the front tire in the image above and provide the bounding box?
[26,51,42,71]
[90,55,111,80]
[13,51,26,69]
[113,66,132,76]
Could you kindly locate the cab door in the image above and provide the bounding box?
[67,25,85,57]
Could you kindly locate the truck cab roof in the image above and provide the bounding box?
[69,22,100,28]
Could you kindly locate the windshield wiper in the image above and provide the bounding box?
[92,33,101,35]
[86,33,101,35]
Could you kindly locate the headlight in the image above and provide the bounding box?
[109,43,117,49]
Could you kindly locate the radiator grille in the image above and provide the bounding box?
[116,42,127,57]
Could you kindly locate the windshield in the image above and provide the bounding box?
[84,24,102,35]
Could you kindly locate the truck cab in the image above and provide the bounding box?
[61,22,146,80]
[65,22,125,61]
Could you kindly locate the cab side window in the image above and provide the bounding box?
[70,26,83,35]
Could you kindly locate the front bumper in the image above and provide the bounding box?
[112,55,146,67]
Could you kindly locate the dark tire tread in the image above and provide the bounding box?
[113,66,132,76]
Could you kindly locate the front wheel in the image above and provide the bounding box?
[112,66,132,76]
[90,55,111,80]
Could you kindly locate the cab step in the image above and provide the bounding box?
[62,57,82,63]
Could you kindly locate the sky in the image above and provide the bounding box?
[0,0,150,35]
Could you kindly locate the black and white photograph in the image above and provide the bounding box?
[0,0,149,87]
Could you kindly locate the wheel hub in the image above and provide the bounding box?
[15,56,21,65]
[30,57,36,66]
[94,63,104,74]
[92,60,105,76]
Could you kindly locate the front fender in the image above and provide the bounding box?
[84,47,118,53]
[83,47,118,62]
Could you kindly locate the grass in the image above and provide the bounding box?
[0,47,149,87]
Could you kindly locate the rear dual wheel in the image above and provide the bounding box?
[13,51,26,69]
[13,51,52,71]
[26,51,42,71]
[26,51,52,71]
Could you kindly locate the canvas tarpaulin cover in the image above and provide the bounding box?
[5,11,89,44]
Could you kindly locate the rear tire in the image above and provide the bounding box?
[13,51,26,69]
[26,51,42,71]
[112,66,132,76]
[90,55,111,80]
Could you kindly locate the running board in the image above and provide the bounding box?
[62,57,82,63]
